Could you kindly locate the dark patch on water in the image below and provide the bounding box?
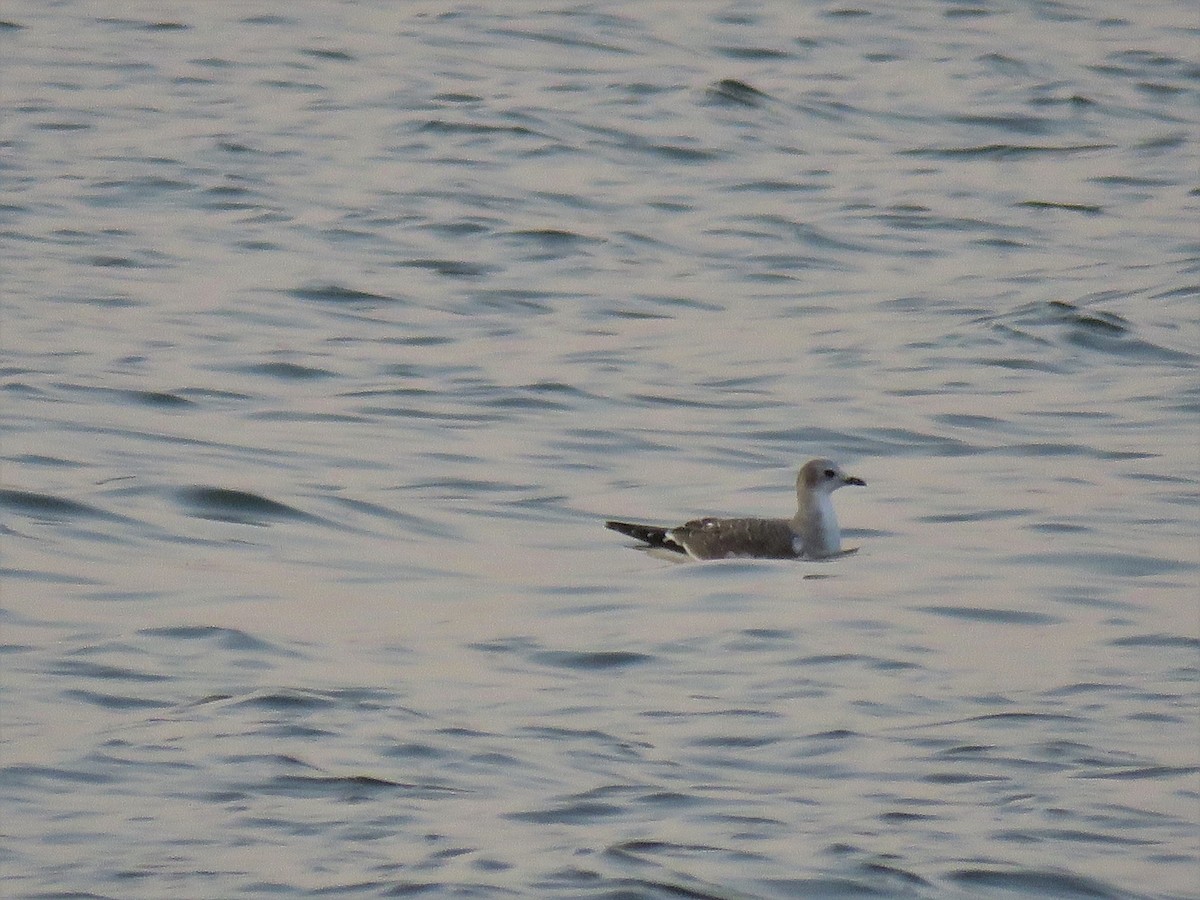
[530,650,654,670]
[288,283,401,305]
[0,764,116,787]
[0,489,133,524]
[61,689,174,710]
[240,361,337,379]
[923,771,1009,784]
[229,689,339,711]
[260,773,465,801]
[137,625,282,653]
[1028,521,1093,534]
[705,78,772,107]
[125,388,193,407]
[1018,200,1104,215]
[1007,551,1189,577]
[952,113,1052,135]
[760,876,889,897]
[505,801,623,825]
[904,142,1116,159]
[0,566,101,586]
[690,734,780,749]
[995,826,1158,846]
[300,47,355,62]
[793,652,921,672]
[50,659,171,683]
[917,606,1061,625]
[396,258,495,278]
[1076,765,1200,781]
[918,507,1032,523]
[175,486,321,526]
[383,742,447,761]
[947,866,1127,898]
[1110,633,1200,650]
[980,300,1197,365]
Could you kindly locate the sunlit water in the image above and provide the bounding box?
[2,3,1198,898]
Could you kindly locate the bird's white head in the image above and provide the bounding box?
[797,458,866,496]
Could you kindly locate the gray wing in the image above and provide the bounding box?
[669,517,799,560]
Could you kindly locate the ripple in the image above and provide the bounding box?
[61,688,173,710]
[239,361,337,379]
[259,773,465,800]
[916,606,1062,626]
[979,300,1198,365]
[49,659,171,683]
[288,283,402,305]
[947,866,1126,899]
[705,78,772,107]
[0,764,115,788]
[1077,765,1200,781]
[0,489,138,525]
[1110,633,1200,650]
[396,258,495,278]
[175,486,322,526]
[1006,551,1191,578]
[531,650,654,670]
[904,142,1116,159]
[229,689,340,711]
[137,625,284,654]
[505,800,623,825]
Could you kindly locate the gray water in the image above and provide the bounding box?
[2,3,1198,898]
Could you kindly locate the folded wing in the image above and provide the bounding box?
[668,517,800,560]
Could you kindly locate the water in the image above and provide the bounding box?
[2,3,1198,897]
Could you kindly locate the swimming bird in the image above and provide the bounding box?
[605,458,865,561]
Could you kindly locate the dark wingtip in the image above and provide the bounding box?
[605,520,644,537]
[605,520,686,553]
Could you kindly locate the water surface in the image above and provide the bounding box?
[2,3,1198,898]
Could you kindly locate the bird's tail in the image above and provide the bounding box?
[605,520,682,552]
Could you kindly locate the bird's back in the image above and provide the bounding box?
[669,517,799,560]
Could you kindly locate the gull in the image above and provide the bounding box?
[605,458,865,561]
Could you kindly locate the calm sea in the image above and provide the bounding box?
[2,3,1198,898]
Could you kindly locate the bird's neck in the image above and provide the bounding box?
[794,491,841,556]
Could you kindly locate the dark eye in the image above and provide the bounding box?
[824,468,836,478]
